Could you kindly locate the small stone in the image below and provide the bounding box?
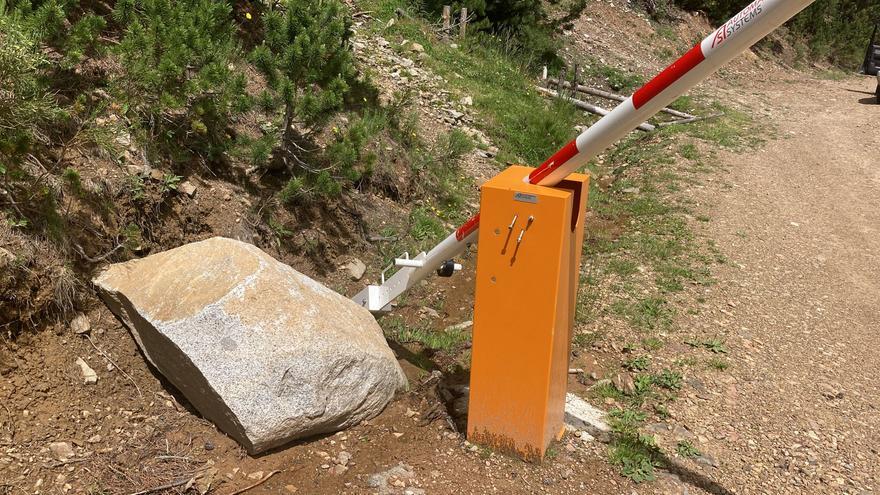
[336,451,352,466]
[320,464,330,469]
[179,181,197,197]
[86,435,102,444]
[70,313,91,335]
[204,441,215,451]
[409,42,424,53]
[611,372,635,395]
[460,96,473,106]
[393,432,404,438]
[343,258,367,281]
[419,306,440,319]
[247,471,264,480]
[444,320,473,331]
[75,358,98,384]
[284,485,298,493]
[447,109,465,120]
[49,442,75,461]
[330,464,347,475]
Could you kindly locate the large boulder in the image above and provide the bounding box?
[94,237,406,454]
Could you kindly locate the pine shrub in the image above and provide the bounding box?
[112,0,250,161]
[250,0,356,144]
[0,15,58,159]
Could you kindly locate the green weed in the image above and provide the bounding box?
[161,173,181,193]
[642,337,663,350]
[653,369,682,390]
[676,440,700,458]
[623,356,651,372]
[707,357,729,371]
[608,408,662,483]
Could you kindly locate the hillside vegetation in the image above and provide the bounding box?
[638,0,879,67]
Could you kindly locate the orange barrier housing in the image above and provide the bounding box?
[467,165,589,461]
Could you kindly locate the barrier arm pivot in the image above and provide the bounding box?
[352,0,816,312]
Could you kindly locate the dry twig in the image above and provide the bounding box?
[126,477,191,495]
[226,470,281,495]
[83,334,143,397]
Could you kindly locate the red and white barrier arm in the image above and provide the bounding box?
[353,0,815,312]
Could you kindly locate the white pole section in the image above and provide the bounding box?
[528,0,814,186]
[353,0,816,312]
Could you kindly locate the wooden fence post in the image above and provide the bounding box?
[442,6,451,39]
[460,7,467,37]
[558,67,567,96]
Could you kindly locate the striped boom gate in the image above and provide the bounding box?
[352,0,817,460]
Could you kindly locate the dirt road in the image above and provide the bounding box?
[671,75,879,493]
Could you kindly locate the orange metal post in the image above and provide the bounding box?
[467,165,589,461]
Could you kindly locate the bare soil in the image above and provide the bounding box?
[662,75,880,493]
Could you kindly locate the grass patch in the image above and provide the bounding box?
[607,259,639,277]
[707,357,730,371]
[685,338,729,354]
[380,316,469,352]
[573,330,602,348]
[674,357,698,367]
[612,297,673,332]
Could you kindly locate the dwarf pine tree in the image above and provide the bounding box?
[249,0,356,165]
[0,15,58,160]
[112,0,249,161]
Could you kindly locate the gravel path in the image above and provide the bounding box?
[675,76,879,494]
